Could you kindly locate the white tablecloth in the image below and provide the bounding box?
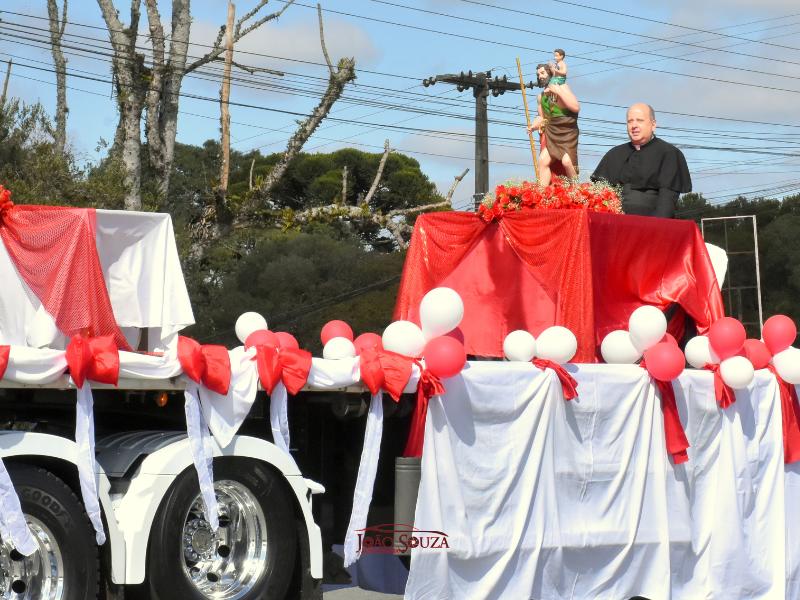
[405,363,797,600]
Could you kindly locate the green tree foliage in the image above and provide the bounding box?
[183,227,405,352]
[0,100,127,207]
[677,192,800,333]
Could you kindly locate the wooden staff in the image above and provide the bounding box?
[516,57,539,182]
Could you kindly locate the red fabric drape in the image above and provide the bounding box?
[253,345,312,395]
[0,205,130,349]
[178,336,231,396]
[65,335,119,387]
[359,348,414,400]
[403,366,445,458]
[532,358,578,400]
[767,365,800,464]
[587,212,724,346]
[704,363,736,409]
[0,345,9,380]
[639,361,690,464]
[395,211,724,361]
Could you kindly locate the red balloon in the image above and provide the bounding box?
[424,336,466,379]
[275,332,300,350]
[708,317,746,360]
[354,332,383,354]
[643,342,685,381]
[445,327,465,345]
[245,329,279,350]
[762,314,797,355]
[660,332,678,346]
[321,320,354,345]
[743,338,772,370]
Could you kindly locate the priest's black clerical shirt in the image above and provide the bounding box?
[591,136,691,218]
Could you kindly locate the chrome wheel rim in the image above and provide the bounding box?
[0,517,65,600]
[180,480,269,599]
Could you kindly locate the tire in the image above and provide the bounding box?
[143,458,298,600]
[3,464,99,600]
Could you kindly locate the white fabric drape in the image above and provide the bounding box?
[269,382,292,458]
[343,392,384,568]
[75,383,106,545]
[405,363,797,600]
[184,383,219,531]
[0,458,37,555]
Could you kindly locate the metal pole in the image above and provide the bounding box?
[474,73,489,198]
[752,215,764,333]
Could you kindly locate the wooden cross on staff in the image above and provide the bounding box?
[516,58,540,183]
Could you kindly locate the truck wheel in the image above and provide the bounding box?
[2,464,99,599]
[144,458,297,600]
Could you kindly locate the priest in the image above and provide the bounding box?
[591,103,691,218]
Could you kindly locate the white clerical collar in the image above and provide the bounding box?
[633,135,656,151]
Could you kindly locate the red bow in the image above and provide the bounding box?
[403,365,446,458]
[0,186,13,225]
[639,360,690,465]
[532,358,578,400]
[359,348,414,401]
[704,363,736,409]
[253,345,312,396]
[66,335,119,388]
[178,336,231,396]
[767,364,800,464]
[0,345,9,380]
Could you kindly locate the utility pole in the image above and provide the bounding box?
[423,70,535,207]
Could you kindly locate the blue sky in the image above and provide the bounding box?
[2,0,800,212]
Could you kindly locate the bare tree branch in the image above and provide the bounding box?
[445,168,470,204]
[317,3,334,75]
[386,201,451,218]
[363,139,390,205]
[218,1,236,195]
[249,157,256,190]
[254,7,356,199]
[47,0,68,154]
[1,60,11,108]
[97,0,145,210]
[341,165,348,204]
[185,0,295,74]
[221,58,283,76]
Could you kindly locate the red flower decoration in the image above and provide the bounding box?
[478,178,622,222]
[0,185,14,224]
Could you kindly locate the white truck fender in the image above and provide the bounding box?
[0,431,126,583]
[117,434,323,584]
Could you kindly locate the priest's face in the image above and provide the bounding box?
[626,104,656,146]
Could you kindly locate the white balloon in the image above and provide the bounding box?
[503,330,537,362]
[323,337,357,360]
[628,305,667,353]
[235,312,268,344]
[382,320,426,358]
[684,335,720,369]
[600,330,641,364]
[535,326,577,364]
[420,287,464,340]
[720,356,754,389]
[773,346,800,384]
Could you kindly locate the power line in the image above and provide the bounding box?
[372,0,800,75]
[295,2,800,95]
[4,12,800,131]
[544,0,800,52]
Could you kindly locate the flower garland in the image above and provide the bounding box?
[0,185,14,224]
[478,178,623,223]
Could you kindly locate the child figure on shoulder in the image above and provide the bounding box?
[549,49,567,85]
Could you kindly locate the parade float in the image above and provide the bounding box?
[1,175,800,600]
